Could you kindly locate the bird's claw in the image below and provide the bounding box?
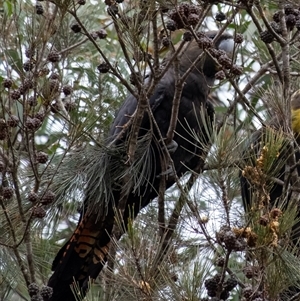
[165,139,178,154]
[156,165,176,179]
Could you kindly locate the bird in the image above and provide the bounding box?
[47,31,234,301]
[241,90,300,244]
[240,90,300,301]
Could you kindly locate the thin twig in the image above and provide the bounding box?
[246,6,283,83]
[68,9,136,96]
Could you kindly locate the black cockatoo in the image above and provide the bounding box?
[48,31,234,301]
[241,90,300,243]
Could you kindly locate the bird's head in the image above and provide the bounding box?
[203,31,234,79]
[206,31,235,56]
[179,31,234,83]
[291,90,300,134]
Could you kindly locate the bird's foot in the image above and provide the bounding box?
[165,139,178,154]
[156,165,176,180]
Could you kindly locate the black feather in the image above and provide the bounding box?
[48,32,233,301]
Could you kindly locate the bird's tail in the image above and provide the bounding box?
[48,211,114,301]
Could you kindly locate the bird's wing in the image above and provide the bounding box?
[48,72,177,301]
[48,36,221,301]
[109,71,175,140]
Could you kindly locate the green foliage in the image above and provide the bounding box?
[2,0,300,300]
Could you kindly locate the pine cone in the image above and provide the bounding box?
[11,90,21,100]
[215,70,226,80]
[97,63,110,73]
[218,54,232,69]
[28,192,39,203]
[7,115,19,127]
[62,85,73,95]
[234,33,244,43]
[25,117,35,130]
[284,4,294,15]
[162,37,170,47]
[32,118,42,130]
[231,65,243,75]
[259,215,269,226]
[223,231,237,250]
[49,79,60,93]
[25,48,35,58]
[3,78,13,89]
[47,51,60,63]
[28,283,40,297]
[32,207,46,218]
[97,29,107,39]
[204,278,218,291]
[270,21,282,34]
[36,151,48,164]
[35,3,44,14]
[273,11,281,22]
[188,4,200,15]
[215,11,226,22]
[23,78,34,90]
[166,20,177,31]
[220,290,230,300]
[31,293,43,301]
[35,112,45,121]
[0,130,7,140]
[286,14,296,30]
[242,285,254,298]
[182,31,193,42]
[197,35,213,49]
[27,96,38,107]
[187,13,199,26]
[2,187,14,199]
[71,23,81,33]
[216,256,225,267]
[224,277,238,291]
[40,285,53,300]
[41,190,55,205]
[243,266,257,279]
[260,30,274,43]
[23,61,34,72]
[19,84,29,95]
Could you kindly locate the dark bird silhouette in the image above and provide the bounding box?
[48,31,234,301]
[241,91,300,240]
[240,91,300,299]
